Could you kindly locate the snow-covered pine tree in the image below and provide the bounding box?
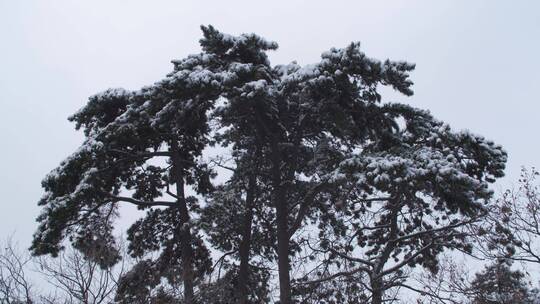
[196,26,424,303]
[33,26,507,304]
[31,51,226,303]
[198,26,277,304]
[298,104,507,303]
[32,26,281,303]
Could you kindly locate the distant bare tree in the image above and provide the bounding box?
[412,255,473,304]
[0,237,34,304]
[476,167,540,265]
[36,243,128,304]
[0,235,128,304]
[414,166,540,304]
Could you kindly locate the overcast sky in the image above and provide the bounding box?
[1,0,539,247]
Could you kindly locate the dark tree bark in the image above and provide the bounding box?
[252,105,293,304]
[370,280,383,304]
[171,140,194,304]
[271,146,292,304]
[369,201,399,304]
[236,171,256,304]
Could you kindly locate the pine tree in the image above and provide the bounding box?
[196,26,426,304]
[32,26,507,303]
[31,51,224,303]
[299,104,506,304]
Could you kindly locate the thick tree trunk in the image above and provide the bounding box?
[371,289,383,304]
[271,146,292,304]
[370,275,383,304]
[236,172,256,304]
[171,141,195,304]
[252,106,292,303]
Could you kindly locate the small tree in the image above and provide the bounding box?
[36,243,128,304]
[1,236,127,304]
[413,257,539,304]
[469,261,535,304]
[413,255,474,304]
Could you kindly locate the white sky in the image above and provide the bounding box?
[1,0,539,252]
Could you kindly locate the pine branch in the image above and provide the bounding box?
[395,283,460,304]
[328,248,374,267]
[379,242,436,278]
[108,149,172,158]
[289,182,330,238]
[390,217,481,245]
[108,195,176,208]
[295,266,370,286]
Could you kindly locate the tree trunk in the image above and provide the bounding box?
[276,196,292,304]
[252,106,292,303]
[236,172,256,304]
[271,145,292,304]
[370,201,398,304]
[178,201,194,303]
[171,140,195,304]
[370,277,383,304]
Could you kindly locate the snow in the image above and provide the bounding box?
[31,25,512,303]
[83,88,132,105]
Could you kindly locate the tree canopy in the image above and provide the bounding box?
[32,25,507,304]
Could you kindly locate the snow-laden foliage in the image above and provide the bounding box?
[298,104,506,302]
[33,25,506,304]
